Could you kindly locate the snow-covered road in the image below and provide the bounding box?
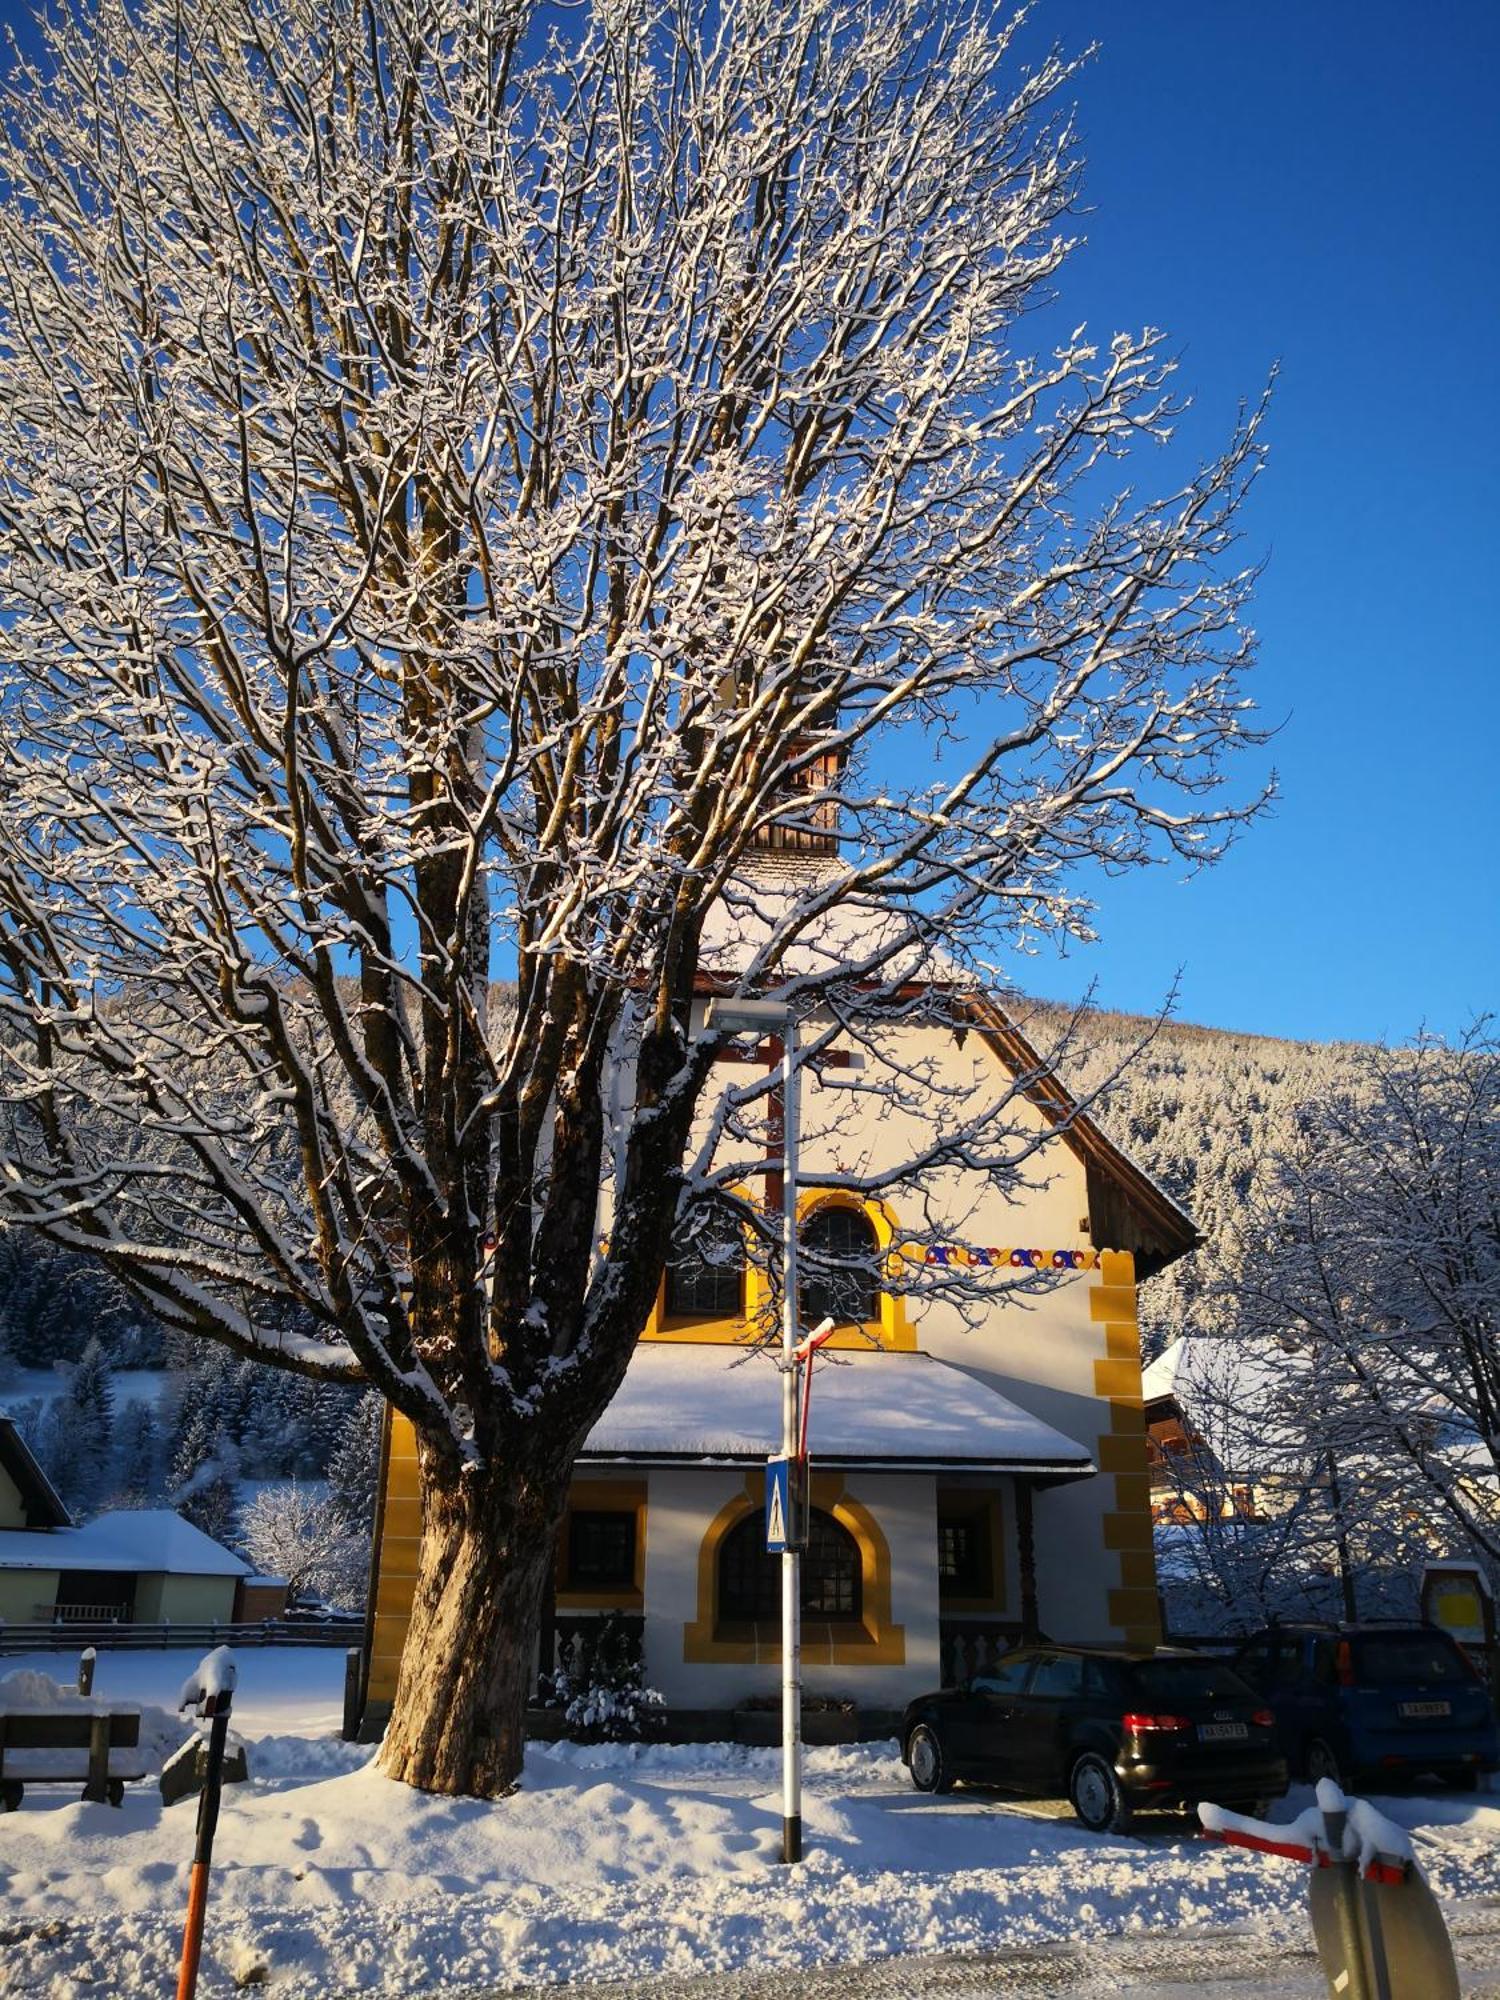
[1,1649,1497,1997]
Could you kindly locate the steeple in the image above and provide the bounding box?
[750,716,844,857]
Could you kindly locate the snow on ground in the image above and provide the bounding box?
[2,1647,1498,1998]
[0,1366,179,1416]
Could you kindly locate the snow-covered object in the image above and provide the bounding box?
[0,1667,123,1715]
[180,1646,238,1713]
[1200,1781,1417,1881]
[1,1697,1496,1997]
[0,1508,249,1576]
[581,1344,1093,1473]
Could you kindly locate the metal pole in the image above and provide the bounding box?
[1320,1794,1375,2000]
[781,1017,802,1866]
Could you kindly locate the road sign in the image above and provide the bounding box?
[766,1456,790,1552]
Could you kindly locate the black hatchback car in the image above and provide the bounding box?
[901,1644,1287,1833]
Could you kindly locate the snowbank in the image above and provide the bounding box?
[1,1650,1497,1996]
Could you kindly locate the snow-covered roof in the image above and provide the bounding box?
[0,1508,250,1576]
[581,1344,1095,1478]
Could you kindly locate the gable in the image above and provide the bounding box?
[964,997,1199,1280]
[0,1417,71,1529]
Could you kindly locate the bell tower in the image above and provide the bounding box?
[750,717,844,857]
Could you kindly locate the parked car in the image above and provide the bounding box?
[900,1644,1287,1833]
[1231,1622,1500,1792]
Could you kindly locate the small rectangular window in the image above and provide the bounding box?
[938,1507,993,1599]
[566,1510,636,1591]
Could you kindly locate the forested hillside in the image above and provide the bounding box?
[1027,1000,1365,1356]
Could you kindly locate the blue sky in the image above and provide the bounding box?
[1011,0,1498,1042]
[0,0,1491,1046]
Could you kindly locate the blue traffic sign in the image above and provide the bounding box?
[765,1457,790,1552]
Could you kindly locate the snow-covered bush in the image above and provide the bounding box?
[539,1616,664,1743]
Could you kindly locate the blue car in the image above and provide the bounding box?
[1232,1622,1500,1791]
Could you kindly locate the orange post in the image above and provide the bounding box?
[175,1862,211,2000]
[175,1681,233,2000]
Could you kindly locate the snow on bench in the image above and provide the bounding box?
[0,1676,146,1809]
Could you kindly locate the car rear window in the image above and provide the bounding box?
[1128,1659,1254,1704]
[1353,1634,1467,1684]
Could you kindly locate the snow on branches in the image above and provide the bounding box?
[0,0,1268,1464]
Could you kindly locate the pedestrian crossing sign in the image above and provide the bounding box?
[766,1457,791,1552]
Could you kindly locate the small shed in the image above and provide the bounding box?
[0,1506,250,1627]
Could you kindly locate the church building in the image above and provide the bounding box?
[359,993,1196,1737]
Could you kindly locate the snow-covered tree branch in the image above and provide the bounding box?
[0,0,1269,1792]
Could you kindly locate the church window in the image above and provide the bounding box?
[665,1213,744,1320]
[717,1506,862,1624]
[800,1204,880,1328]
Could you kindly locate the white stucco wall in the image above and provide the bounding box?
[916,1278,1123,1643]
[595,1000,1160,1670]
[785,1011,1132,1644]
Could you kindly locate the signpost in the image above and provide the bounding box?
[765,1456,792,1554]
[706,994,843,1868]
[1421,1560,1496,1700]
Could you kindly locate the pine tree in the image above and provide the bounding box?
[328,1394,385,1534]
[168,1355,241,1546]
[112,1398,162,1505]
[177,1468,241,1548]
[44,1337,114,1513]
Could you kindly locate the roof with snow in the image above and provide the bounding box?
[0,1508,250,1576]
[580,1344,1095,1480]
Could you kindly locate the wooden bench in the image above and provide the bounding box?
[0,1708,146,1809]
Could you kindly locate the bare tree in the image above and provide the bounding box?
[1232,1026,1500,1576]
[0,0,1269,1794]
[239,1482,368,1611]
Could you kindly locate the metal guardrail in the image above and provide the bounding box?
[0,1617,364,1654]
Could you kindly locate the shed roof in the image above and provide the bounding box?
[581,1343,1095,1479]
[0,1507,250,1576]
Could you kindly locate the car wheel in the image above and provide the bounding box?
[906,1723,953,1794]
[1069,1751,1133,1834]
[1450,1768,1481,1792]
[1305,1737,1343,1787]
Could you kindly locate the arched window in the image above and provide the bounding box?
[665,1212,744,1319]
[800,1204,881,1329]
[717,1507,863,1624]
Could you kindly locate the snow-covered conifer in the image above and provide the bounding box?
[328,1395,386,1537]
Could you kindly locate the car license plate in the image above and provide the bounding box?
[1398,1700,1451,1718]
[1197,1722,1248,1742]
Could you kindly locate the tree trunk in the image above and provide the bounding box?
[1325,1449,1358,1624]
[377,1449,565,1797]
